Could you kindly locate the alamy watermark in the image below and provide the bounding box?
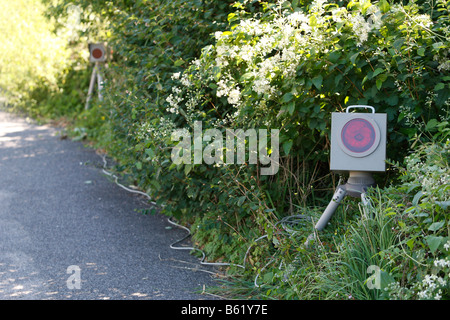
[66,265,81,290]
[366,265,381,290]
[171,121,280,175]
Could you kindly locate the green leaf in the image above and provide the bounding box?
[426,119,439,131]
[406,238,415,250]
[417,47,425,56]
[434,83,445,91]
[263,272,274,283]
[237,195,246,206]
[378,0,390,13]
[426,236,443,254]
[184,164,192,175]
[282,92,294,103]
[328,50,342,63]
[174,59,184,67]
[240,73,253,81]
[379,271,395,290]
[283,140,293,156]
[393,39,405,51]
[428,221,445,232]
[436,200,450,210]
[376,79,383,90]
[385,95,398,107]
[312,75,323,90]
[287,101,295,115]
[145,148,155,158]
[350,52,359,64]
[372,68,384,78]
[227,12,237,22]
[412,191,424,206]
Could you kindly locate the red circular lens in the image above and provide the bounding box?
[341,118,376,153]
[92,48,103,59]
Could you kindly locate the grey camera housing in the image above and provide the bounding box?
[89,43,108,63]
[330,107,387,173]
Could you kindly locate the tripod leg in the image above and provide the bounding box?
[315,186,347,231]
[304,186,347,248]
[85,65,97,110]
[96,63,104,101]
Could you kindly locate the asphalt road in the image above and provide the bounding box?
[0,110,218,300]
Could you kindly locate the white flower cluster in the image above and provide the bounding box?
[411,13,433,29]
[348,13,373,47]
[213,4,324,106]
[384,281,413,300]
[330,3,384,47]
[137,115,176,147]
[210,0,399,110]
[166,86,183,114]
[434,258,450,268]
[166,63,205,123]
[403,145,450,201]
[216,74,242,105]
[417,274,447,300]
[444,240,450,251]
[435,49,450,72]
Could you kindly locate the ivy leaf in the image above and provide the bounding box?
[379,271,395,290]
[406,238,415,250]
[428,221,445,232]
[426,236,443,254]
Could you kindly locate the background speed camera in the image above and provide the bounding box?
[330,106,387,173]
[89,43,107,63]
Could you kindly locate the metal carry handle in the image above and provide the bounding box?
[346,105,375,113]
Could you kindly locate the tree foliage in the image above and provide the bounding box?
[0,0,70,101]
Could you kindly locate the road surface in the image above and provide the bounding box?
[0,110,218,300]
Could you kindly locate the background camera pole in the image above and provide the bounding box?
[85,62,97,110]
[85,61,104,110]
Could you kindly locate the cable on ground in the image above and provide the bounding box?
[100,153,314,287]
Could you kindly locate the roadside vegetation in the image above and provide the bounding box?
[1,0,448,299]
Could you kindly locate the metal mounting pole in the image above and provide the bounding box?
[305,171,376,248]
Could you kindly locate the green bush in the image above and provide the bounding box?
[133,0,450,271]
